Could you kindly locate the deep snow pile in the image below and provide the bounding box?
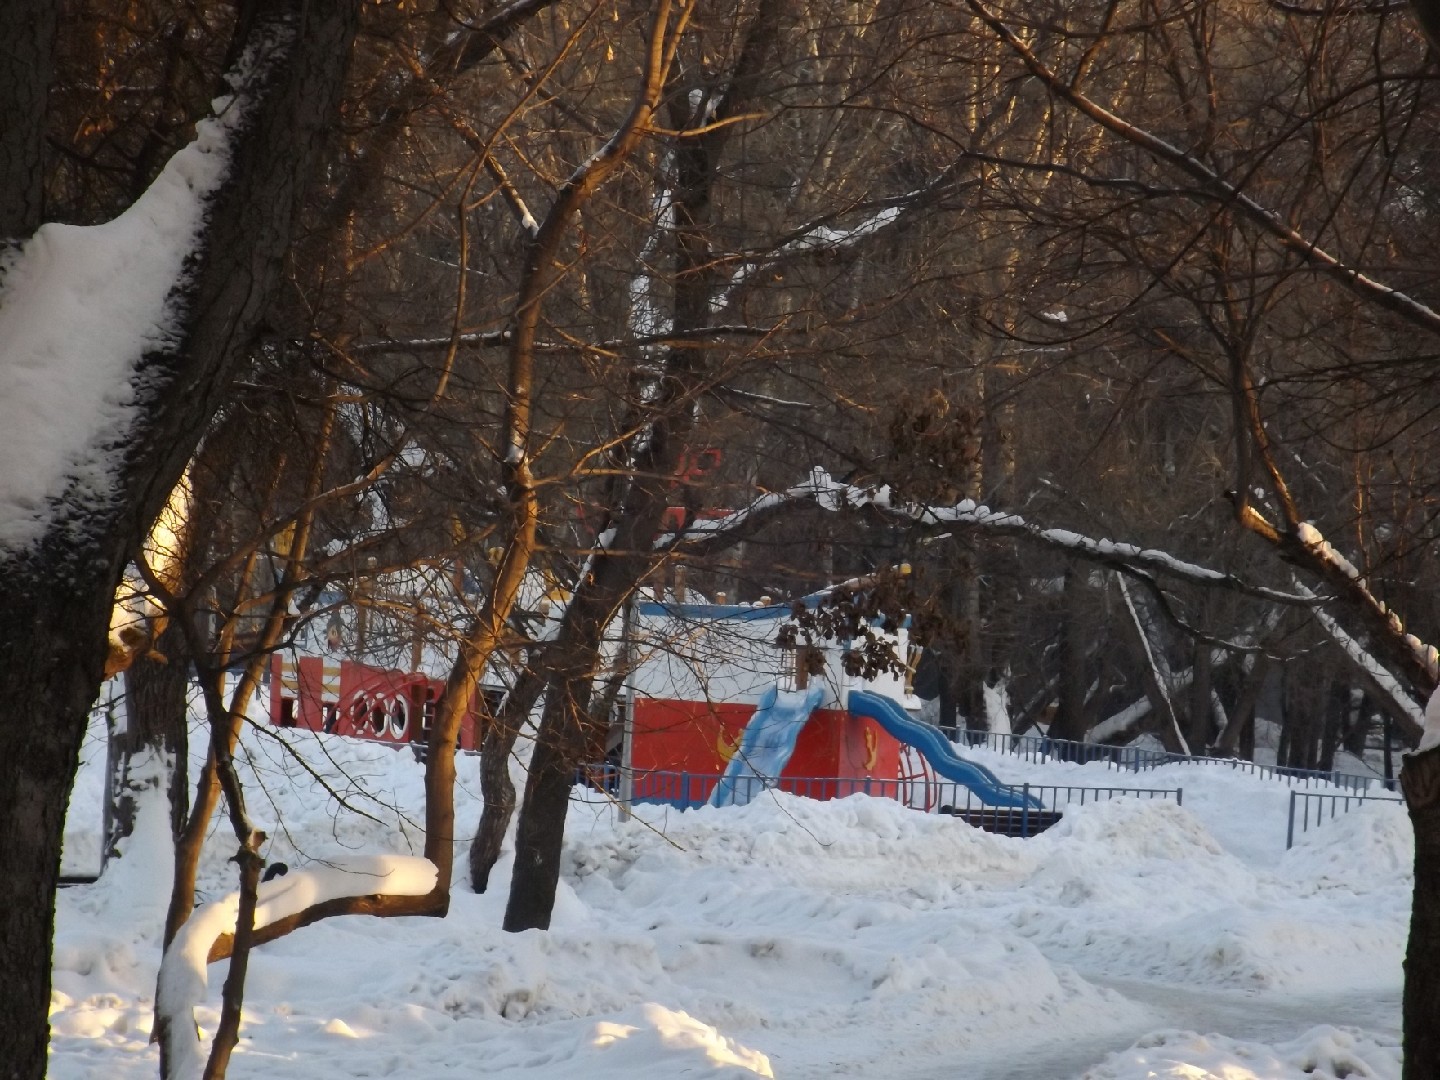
[53,716,1408,1079]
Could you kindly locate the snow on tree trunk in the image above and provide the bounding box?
[0,4,360,1075]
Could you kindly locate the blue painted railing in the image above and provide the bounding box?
[1285,788,1405,848]
[959,730,1393,794]
[571,766,1180,835]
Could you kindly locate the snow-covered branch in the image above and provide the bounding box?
[660,467,1313,606]
[337,323,782,357]
[710,161,976,314]
[156,856,438,1080]
[1236,506,1440,705]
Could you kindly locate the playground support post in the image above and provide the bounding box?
[617,595,636,822]
[619,689,634,822]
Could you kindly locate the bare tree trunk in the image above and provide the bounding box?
[1215,653,1268,757]
[201,830,263,1080]
[503,677,591,928]
[469,665,546,893]
[1319,681,1346,771]
[501,0,782,934]
[0,3,359,1073]
[107,620,190,860]
[1402,743,1440,1080]
[0,0,55,243]
[1187,640,1213,753]
[0,581,113,1079]
[1049,567,1089,744]
[1279,664,1323,770]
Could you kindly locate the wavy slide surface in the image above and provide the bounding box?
[847,690,1043,809]
[710,684,826,808]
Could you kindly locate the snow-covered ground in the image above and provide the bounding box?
[54,709,1408,1079]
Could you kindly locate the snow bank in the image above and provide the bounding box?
[51,709,1405,1079]
[1082,1025,1400,1080]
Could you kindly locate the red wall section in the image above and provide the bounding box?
[631,697,903,802]
[269,655,477,751]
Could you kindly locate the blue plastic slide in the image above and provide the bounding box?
[711,684,826,807]
[847,690,1042,809]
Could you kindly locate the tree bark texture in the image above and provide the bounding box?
[469,666,546,893]
[1215,654,1268,758]
[108,619,191,860]
[503,681,593,930]
[1049,567,1090,744]
[0,580,113,1080]
[1187,640,1213,752]
[1402,745,1440,1080]
[0,0,56,242]
[0,5,359,1076]
[1409,0,1440,50]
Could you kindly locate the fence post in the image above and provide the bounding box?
[1286,790,1296,850]
[1021,784,1031,838]
[1176,787,1182,807]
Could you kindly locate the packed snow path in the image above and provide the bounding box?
[912,979,1400,1080]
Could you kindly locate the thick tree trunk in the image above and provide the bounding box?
[0,0,55,243]
[107,620,191,859]
[503,680,593,930]
[0,570,115,1080]
[1049,567,1089,745]
[1402,744,1440,1080]
[1215,653,1268,758]
[1318,681,1346,772]
[0,4,359,1075]
[1187,641,1213,752]
[469,667,546,893]
[1279,665,1323,770]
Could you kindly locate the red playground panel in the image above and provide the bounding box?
[269,654,478,751]
[630,697,901,804]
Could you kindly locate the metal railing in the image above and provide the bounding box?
[574,766,918,810]
[1286,788,1405,849]
[961,730,1393,794]
[934,781,1181,838]
[572,766,1181,836]
[959,731,1170,771]
[932,779,1181,814]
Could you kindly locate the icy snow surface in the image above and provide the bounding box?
[55,707,1406,1078]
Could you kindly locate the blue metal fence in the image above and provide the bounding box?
[962,730,1392,794]
[932,779,1181,814]
[572,765,1181,837]
[1286,788,1406,849]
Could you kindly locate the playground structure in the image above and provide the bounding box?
[261,594,1055,830]
[622,600,1044,822]
[267,652,487,751]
